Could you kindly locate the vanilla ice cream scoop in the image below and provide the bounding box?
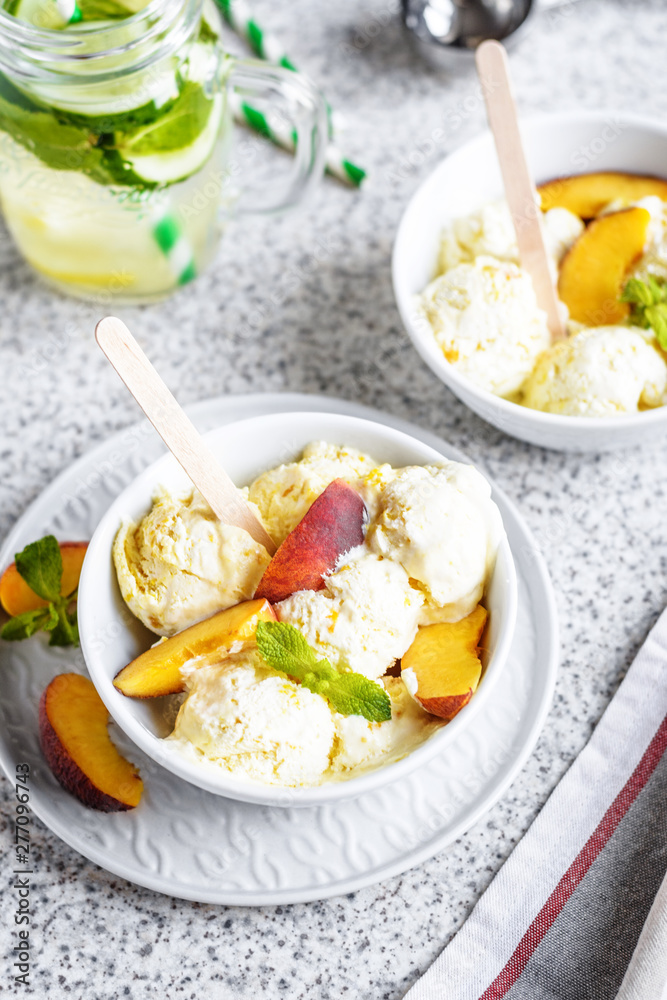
[170,649,335,786]
[632,196,667,284]
[113,487,271,636]
[170,650,439,785]
[438,200,583,273]
[330,677,438,773]
[419,256,551,397]
[276,550,424,681]
[522,326,667,416]
[247,441,377,544]
[368,462,503,619]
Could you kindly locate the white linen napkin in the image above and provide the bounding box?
[404,608,667,1000]
[616,870,667,1000]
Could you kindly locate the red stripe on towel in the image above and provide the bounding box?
[479,714,667,1000]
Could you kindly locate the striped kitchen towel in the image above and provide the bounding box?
[616,868,667,1000]
[405,608,667,1000]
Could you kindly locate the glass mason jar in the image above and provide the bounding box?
[0,0,327,302]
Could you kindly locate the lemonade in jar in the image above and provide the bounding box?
[0,0,326,301]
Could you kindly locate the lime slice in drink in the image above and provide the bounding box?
[116,80,225,185]
[11,0,73,28]
[12,6,179,117]
[11,0,146,23]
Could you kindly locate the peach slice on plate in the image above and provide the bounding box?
[401,604,488,721]
[40,673,143,812]
[114,598,276,698]
[254,479,367,604]
[558,207,651,326]
[0,541,88,617]
[539,171,667,219]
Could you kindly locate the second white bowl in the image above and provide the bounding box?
[393,110,667,452]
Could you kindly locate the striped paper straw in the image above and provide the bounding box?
[151,208,197,286]
[56,0,82,23]
[218,0,366,187]
[230,93,366,188]
[218,0,332,133]
[217,0,296,69]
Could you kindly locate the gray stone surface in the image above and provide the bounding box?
[2,0,667,996]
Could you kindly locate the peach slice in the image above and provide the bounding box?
[0,541,88,617]
[40,673,143,811]
[558,207,651,326]
[254,479,367,604]
[401,604,488,721]
[114,598,276,698]
[539,171,667,219]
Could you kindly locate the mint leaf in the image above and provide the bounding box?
[117,82,213,158]
[0,75,158,189]
[15,535,62,603]
[256,621,391,723]
[48,603,79,648]
[1,607,54,641]
[649,275,667,304]
[256,620,318,678]
[620,276,667,349]
[621,277,656,308]
[56,95,181,138]
[199,17,220,44]
[646,304,667,351]
[1,598,79,647]
[66,0,139,19]
[309,662,392,722]
[1,538,80,647]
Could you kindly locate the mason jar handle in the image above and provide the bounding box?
[227,59,328,217]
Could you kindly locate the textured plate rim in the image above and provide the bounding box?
[0,393,559,905]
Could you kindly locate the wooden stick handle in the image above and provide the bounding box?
[476,40,565,341]
[95,316,276,555]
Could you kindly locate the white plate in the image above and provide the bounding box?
[0,393,558,905]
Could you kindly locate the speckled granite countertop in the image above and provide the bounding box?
[2,0,667,996]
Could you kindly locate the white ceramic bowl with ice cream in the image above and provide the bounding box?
[393,111,667,452]
[79,411,517,807]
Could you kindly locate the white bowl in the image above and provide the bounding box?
[393,110,667,452]
[78,411,517,808]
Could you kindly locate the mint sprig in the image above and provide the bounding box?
[1,536,79,647]
[256,621,392,723]
[15,535,63,603]
[116,82,214,159]
[621,276,667,350]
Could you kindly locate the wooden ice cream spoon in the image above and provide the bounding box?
[95,316,277,555]
[476,39,566,341]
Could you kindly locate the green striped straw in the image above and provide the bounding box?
[56,0,82,23]
[218,0,296,70]
[151,206,197,287]
[231,93,365,188]
[217,0,366,188]
[218,0,333,132]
